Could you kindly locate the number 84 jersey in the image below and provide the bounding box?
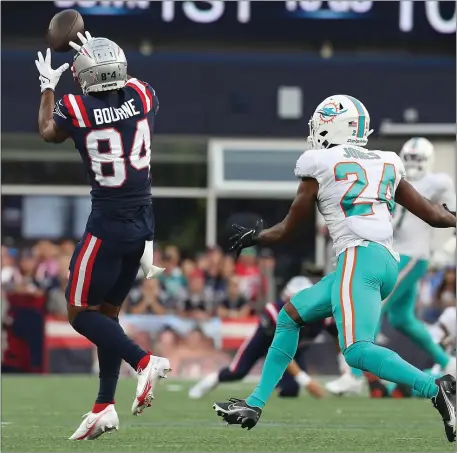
[53,78,159,209]
[295,145,406,260]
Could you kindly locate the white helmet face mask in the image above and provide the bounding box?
[72,37,128,95]
[307,95,373,150]
[399,137,435,180]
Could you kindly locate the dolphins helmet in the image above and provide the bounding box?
[399,137,434,180]
[308,95,373,149]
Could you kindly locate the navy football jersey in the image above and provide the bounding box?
[53,78,159,209]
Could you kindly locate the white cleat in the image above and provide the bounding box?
[326,373,364,396]
[132,355,171,416]
[188,372,219,399]
[69,404,119,440]
[444,357,456,378]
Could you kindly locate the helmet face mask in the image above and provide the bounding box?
[400,137,435,181]
[72,37,128,95]
[307,95,372,150]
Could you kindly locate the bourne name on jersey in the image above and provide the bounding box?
[94,99,141,125]
[295,144,405,259]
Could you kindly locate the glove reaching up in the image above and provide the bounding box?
[229,220,264,258]
[35,48,69,93]
[69,31,93,53]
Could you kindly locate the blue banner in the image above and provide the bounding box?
[1,1,455,49]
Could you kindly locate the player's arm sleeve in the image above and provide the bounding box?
[294,151,317,180]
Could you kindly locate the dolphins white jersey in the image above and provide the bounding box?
[295,145,405,259]
[393,173,455,260]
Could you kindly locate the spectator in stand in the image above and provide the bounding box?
[47,253,72,318]
[160,244,187,305]
[235,247,261,302]
[12,249,44,297]
[195,251,209,273]
[59,239,76,256]
[204,246,226,301]
[221,255,235,281]
[181,258,197,281]
[435,267,456,309]
[217,276,251,319]
[258,248,275,304]
[33,239,59,291]
[1,246,21,291]
[125,278,167,315]
[177,269,217,320]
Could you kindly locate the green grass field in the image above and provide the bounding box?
[2,375,454,452]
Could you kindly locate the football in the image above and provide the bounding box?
[47,9,85,52]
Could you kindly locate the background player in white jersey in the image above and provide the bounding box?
[327,137,456,396]
[366,306,456,399]
[212,95,456,442]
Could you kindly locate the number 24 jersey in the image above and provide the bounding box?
[295,145,406,260]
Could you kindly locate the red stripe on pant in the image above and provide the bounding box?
[69,234,92,305]
[80,237,102,306]
[68,234,102,306]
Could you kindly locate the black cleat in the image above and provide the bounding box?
[213,398,262,430]
[432,374,456,442]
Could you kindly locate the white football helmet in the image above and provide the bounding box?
[308,95,373,149]
[399,137,434,180]
[72,37,127,95]
[281,276,313,301]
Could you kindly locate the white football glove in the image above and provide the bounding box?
[35,48,69,93]
[69,31,93,53]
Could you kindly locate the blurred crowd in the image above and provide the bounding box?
[2,239,455,324]
[1,240,279,321]
[2,238,455,375]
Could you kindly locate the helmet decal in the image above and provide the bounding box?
[318,102,348,124]
[345,95,366,139]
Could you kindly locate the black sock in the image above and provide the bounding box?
[72,311,147,370]
[96,317,122,404]
[219,367,242,382]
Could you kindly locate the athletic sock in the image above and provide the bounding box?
[136,354,151,371]
[344,341,438,399]
[95,316,122,405]
[246,309,299,408]
[92,402,112,413]
[72,311,147,370]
